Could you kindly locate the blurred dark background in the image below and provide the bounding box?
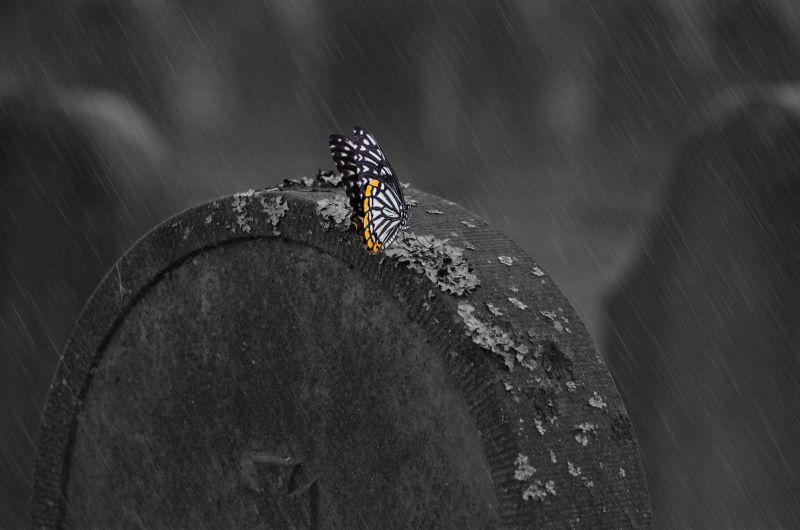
[2,0,800,527]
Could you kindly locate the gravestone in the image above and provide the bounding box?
[33,173,651,527]
[22,0,177,131]
[604,85,800,527]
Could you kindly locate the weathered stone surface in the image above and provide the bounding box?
[34,177,651,527]
[604,85,800,527]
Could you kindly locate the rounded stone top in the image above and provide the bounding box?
[33,171,651,527]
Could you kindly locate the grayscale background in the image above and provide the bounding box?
[2,1,799,527]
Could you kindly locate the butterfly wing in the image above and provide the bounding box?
[329,134,358,179]
[329,133,365,230]
[351,126,405,202]
[359,177,404,253]
[329,126,408,253]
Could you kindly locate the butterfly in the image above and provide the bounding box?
[329,126,411,253]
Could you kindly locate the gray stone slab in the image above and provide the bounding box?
[33,175,651,527]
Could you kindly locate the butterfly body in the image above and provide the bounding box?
[329,127,411,253]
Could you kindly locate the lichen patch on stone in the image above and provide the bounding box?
[498,255,514,266]
[232,189,256,234]
[279,168,345,190]
[545,480,556,495]
[486,302,503,316]
[522,480,554,502]
[576,422,598,433]
[514,343,530,356]
[540,309,571,333]
[385,234,480,296]
[318,169,343,186]
[316,195,350,229]
[589,392,608,409]
[258,194,289,235]
[532,266,545,276]
[535,418,546,435]
[516,352,537,371]
[509,297,528,310]
[514,453,536,481]
[457,303,528,370]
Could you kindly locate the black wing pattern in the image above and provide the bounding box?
[329,133,362,229]
[328,126,409,253]
[351,126,405,200]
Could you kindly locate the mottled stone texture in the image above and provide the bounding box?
[34,183,651,527]
[67,240,497,527]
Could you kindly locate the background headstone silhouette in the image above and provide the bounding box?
[0,85,171,525]
[605,85,800,528]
